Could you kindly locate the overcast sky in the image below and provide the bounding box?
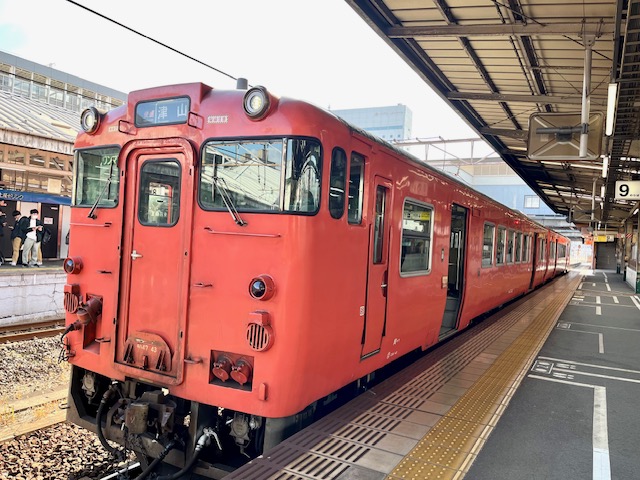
[0,0,487,155]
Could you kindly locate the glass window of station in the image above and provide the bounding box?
[199,138,321,214]
[73,147,120,207]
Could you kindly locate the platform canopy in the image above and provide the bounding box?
[347,0,640,228]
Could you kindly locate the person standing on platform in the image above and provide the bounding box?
[9,210,28,266]
[0,200,6,265]
[22,209,43,268]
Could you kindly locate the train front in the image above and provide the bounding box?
[63,83,333,477]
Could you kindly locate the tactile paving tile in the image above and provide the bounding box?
[227,273,582,480]
[387,273,582,479]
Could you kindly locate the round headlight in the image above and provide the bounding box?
[249,275,275,300]
[243,86,270,120]
[64,257,83,274]
[80,107,101,134]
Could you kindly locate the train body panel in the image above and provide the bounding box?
[62,83,571,476]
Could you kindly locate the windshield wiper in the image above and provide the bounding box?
[87,176,112,219]
[213,176,247,226]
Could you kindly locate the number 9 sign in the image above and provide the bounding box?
[615,181,640,199]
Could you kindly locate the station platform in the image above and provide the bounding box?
[226,267,640,479]
[0,259,65,326]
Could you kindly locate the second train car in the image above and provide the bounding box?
[62,82,570,478]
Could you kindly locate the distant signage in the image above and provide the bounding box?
[615,180,640,200]
[594,235,614,242]
[135,97,190,127]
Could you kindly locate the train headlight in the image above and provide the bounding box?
[80,107,101,134]
[63,257,83,274]
[249,275,275,300]
[243,86,270,120]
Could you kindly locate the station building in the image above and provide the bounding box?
[0,50,126,262]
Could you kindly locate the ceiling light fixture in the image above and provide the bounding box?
[606,82,618,136]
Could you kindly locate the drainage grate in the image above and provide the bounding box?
[287,452,350,479]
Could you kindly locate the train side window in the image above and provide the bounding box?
[400,200,433,274]
[138,159,181,227]
[550,240,557,260]
[496,226,506,265]
[507,229,515,263]
[523,234,530,263]
[482,223,495,267]
[539,238,546,262]
[558,243,566,258]
[372,186,386,264]
[328,148,347,219]
[515,231,523,262]
[348,153,365,224]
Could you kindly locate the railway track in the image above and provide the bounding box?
[0,318,65,343]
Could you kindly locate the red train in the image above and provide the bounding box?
[63,82,570,477]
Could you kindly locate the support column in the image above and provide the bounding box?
[624,219,633,281]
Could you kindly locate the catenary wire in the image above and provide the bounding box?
[65,0,247,85]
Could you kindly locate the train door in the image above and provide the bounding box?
[116,143,194,385]
[361,177,392,359]
[440,204,467,337]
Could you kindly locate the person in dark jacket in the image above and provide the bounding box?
[9,210,28,266]
[22,209,43,267]
[0,200,6,265]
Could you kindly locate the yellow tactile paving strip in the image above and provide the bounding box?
[387,273,582,480]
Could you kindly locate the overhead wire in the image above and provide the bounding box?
[65,0,245,84]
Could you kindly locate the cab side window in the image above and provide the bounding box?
[328,148,347,219]
[348,153,365,224]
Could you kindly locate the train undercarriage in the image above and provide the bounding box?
[67,366,323,479]
[67,363,398,479]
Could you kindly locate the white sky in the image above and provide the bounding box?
[0,0,488,156]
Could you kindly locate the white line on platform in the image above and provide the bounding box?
[528,375,610,480]
[562,322,640,333]
[606,284,611,292]
[538,356,640,374]
[593,387,611,480]
[613,296,619,304]
[596,306,602,316]
[603,273,608,281]
[556,328,604,353]
[553,368,640,384]
[631,296,640,312]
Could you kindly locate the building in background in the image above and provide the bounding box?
[331,104,412,142]
[0,50,126,262]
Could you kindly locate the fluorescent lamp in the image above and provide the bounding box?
[600,185,606,198]
[606,82,618,136]
[634,208,639,215]
[602,155,609,178]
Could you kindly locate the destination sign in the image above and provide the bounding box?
[135,97,190,127]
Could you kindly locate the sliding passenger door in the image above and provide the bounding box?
[440,204,467,337]
[361,176,392,359]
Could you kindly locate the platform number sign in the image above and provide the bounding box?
[615,181,640,200]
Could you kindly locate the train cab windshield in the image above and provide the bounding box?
[72,147,120,208]
[199,138,321,214]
